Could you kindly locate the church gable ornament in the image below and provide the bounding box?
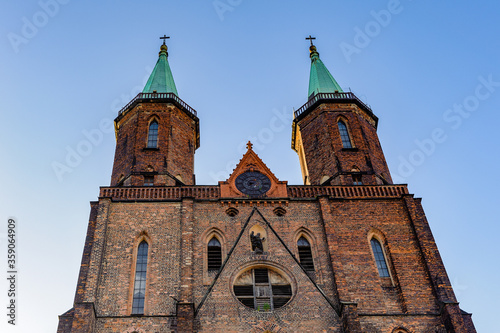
[220,141,287,198]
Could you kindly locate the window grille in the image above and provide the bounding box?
[233,268,292,311]
[370,238,390,277]
[147,121,158,148]
[338,121,353,148]
[132,241,149,314]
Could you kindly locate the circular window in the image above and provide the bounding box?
[233,267,292,311]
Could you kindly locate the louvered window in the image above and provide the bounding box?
[297,237,315,271]
[207,237,222,271]
[233,268,292,311]
[132,241,149,314]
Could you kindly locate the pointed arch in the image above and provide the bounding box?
[202,228,227,283]
[147,119,159,148]
[367,230,392,280]
[370,238,390,277]
[297,236,315,272]
[294,228,317,273]
[207,236,222,271]
[337,118,353,148]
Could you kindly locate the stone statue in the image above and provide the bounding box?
[250,231,265,253]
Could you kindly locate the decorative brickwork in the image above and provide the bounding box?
[59,183,477,332]
[111,96,199,187]
[57,44,475,333]
[292,98,393,186]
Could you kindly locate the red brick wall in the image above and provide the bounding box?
[295,102,393,186]
[111,102,198,186]
[58,190,476,332]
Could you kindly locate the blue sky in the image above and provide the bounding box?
[1,1,499,332]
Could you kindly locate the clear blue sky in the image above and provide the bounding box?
[1,1,499,332]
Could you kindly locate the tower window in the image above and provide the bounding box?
[144,175,154,186]
[132,241,149,314]
[207,237,222,271]
[370,238,390,278]
[352,174,363,185]
[147,121,158,148]
[338,121,353,148]
[297,237,315,272]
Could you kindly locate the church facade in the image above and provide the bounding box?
[57,39,476,333]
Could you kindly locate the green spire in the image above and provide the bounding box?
[143,43,178,95]
[307,43,343,98]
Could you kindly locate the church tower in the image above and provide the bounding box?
[110,38,199,187]
[57,38,475,333]
[292,38,392,186]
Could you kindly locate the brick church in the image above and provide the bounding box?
[57,37,476,332]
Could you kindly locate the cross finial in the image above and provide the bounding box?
[306,35,316,46]
[160,35,170,45]
[246,141,253,150]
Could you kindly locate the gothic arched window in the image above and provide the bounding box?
[338,120,353,148]
[147,121,158,148]
[297,236,315,272]
[370,238,390,277]
[207,237,222,271]
[132,241,149,314]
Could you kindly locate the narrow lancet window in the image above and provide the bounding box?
[297,236,315,271]
[338,121,353,148]
[132,241,149,314]
[370,238,390,277]
[147,121,158,148]
[207,237,222,271]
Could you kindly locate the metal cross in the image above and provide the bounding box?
[306,35,316,46]
[160,35,170,45]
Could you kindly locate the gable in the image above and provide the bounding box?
[219,141,287,198]
[196,207,340,332]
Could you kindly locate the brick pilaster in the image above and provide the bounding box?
[403,195,471,332]
[178,197,195,331]
[340,302,362,332]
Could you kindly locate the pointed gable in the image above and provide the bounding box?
[196,207,340,331]
[219,141,287,198]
